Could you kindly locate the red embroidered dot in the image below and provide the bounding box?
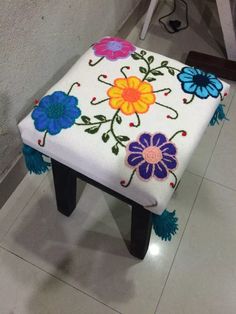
[38,139,41,145]
[127,66,130,70]
[166,115,171,119]
[89,59,92,63]
[34,99,39,105]
[170,182,175,188]
[182,131,187,136]
[164,92,169,96]
[183,98,187,103]
[224,92,228,96]
[129,122,134,127]
[103,75,107,78]
[120,180,125,185]
[92,97,96,101]
[76,82,80,87]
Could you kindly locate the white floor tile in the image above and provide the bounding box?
[206,91,236,190]
[187,86,234,176]
[0,247,117,314]
[0,173,46,242]
[156,179,236,314]
[2,171,201,314]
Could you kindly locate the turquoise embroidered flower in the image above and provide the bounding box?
[32,91,81,135]
[177,67,223,99]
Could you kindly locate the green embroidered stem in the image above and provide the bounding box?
[169,130,187,141]
[220,92,224,101]
[132,52,181,81]
[110,110,126,147]
[184,94,195,104]
[166,66,181,73]
[98,75,113,87]
[169,170,178,188]
[121,169,136,187]
[89,56,104,66]
[75,119,111,126]
[133,112,141,127]
[67,82,80,95]
[151,65,180,73]
[91,97,110,105]
[155,102,178,119]
[133,52,151,81]
[153,88,172,95]
[120,66,130,78]
[38,131,48,147]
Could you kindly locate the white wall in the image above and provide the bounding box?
[0,0,140,179]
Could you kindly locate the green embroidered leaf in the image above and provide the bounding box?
[168,68,175,76]
[81,115,91,124]
[139,67,147,74]
[151,69,164,76]
[131,53,141,60]
[94,115,106,122]
[161,61,168,66]
[102,132,110,143]
[112,144,119,155]
[116,115,122,124]
[148,56,154,64]
[117,135,130,142]
[85,125,100,134]
[146,77,156,82]
[140,50,147,56]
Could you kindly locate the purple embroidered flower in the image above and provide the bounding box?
[93,37,135,61]
[126,133,177,181]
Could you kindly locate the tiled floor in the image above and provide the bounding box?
[1,2,236,314]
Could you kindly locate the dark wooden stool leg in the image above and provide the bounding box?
[130,204,152,259]
[51,159,77,217]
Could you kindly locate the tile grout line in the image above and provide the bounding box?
[204,177,236,192]
[0,244,122,314]
[0,174,48,245]
[187,169,236,192]
[154,92,235,313]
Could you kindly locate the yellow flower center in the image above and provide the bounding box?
[122,88,141,102]
[142,146,163,164]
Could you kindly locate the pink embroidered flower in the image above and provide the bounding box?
[93,37,136,61]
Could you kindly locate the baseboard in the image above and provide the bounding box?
[0,1,148,209]
[0,155,27,209]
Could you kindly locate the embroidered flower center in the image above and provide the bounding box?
[106,41,123,51]
[47,103,65,119]
[142,146,163,164]
[192,74,210,87]
[122,88,141,102]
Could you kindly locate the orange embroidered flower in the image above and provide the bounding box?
[107,76,156,115]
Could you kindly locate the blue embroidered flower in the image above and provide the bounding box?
[32,91,81,135]
[177,67,223,99]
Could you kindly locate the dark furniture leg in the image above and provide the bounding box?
[51,159,77,217]
[186,51,236,81]
[130,204,152,259]
[51,158,152,259]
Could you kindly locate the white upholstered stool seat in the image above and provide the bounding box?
[18,37,230,217]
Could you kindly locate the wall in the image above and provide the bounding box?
[0,0,140,180]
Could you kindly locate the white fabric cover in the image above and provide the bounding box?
[18,37,230,214]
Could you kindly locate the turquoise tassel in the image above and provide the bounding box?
[152,209,178,241]
[22,144,50,174]
[210,104,229,126]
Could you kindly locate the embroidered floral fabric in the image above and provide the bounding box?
[18,37,230,214]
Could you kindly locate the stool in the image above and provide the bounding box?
[18,36,230,259]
